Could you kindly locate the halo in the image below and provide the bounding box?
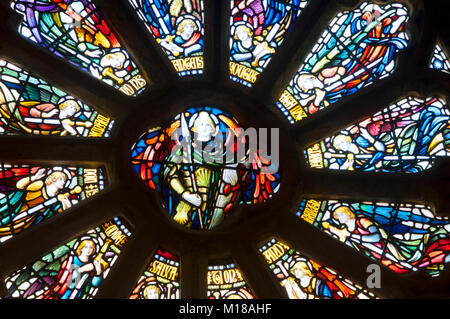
[175,14,202,32]
[230,21,254,37]
[45,166,74,188]
[57,95,83,115]
[187,110,220,137]
[73,235,100,255]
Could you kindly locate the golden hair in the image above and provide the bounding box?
[76,239,96,257]
[332,134,352,150]
[226,294,243,299]
[44,171,67,186]
[143,285,161,298]
[58,99,81,112]
[332,205,356,220]
[233,25,253,40]
[192,111,215,133]
[290,261,313,277]
[176,18,197,35]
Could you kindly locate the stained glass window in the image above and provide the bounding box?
[229,0,309,87]
[1,0,447,301]
[128,0,204,77]
[4,217,131,299]
[129,248,180,299]
[430,43,450,74]
[130,106,280,230]
[297,199,450,277]
[0,59,112,137]
[0,163,106,243]
[259,238,376,299]
[304,96,450,172]
[207,261,255,299]
[276,2,409,123]
[11,0,148,96]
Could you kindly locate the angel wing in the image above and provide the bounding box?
[241,152,280,204]
[141,0,173,37]
[131,121,180,191]
[302,12,354,73]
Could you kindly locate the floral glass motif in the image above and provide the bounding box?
[4,217,131,299]
[11,0,147,96]
[0,163,106,243]
[207,261,255,299]
[304,96,450,173]
[430,43,450,74]
[0,59,112,137]
[297,199,450,277]
[129,248,180,299]
[128,0,204,77]
[130,106,280,231]
[229,0,309,87]
[259,238,376,299]
[276,2,409,123]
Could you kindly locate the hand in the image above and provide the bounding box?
[45,109,59,118]
[182,192,202,207]
[223,168,238,186]
[85,49,102,58]
[31,168,47,181]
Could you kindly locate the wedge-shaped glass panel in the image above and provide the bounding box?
[259,238,376,298]
[0,59,112,137]
[4,217,131,299]
[297,199,450,277]
[430,43,450,74]
[128,0,204,77]
[129,248,180,299]
[305,96,450,173]
[276,2,409,123]
[0,163,107,243]
[11,0,148,96]
[207,260,255,299]
[229,0,310,87]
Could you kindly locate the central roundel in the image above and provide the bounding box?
[131,106,280,231]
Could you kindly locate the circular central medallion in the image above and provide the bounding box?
[131,106,280,231]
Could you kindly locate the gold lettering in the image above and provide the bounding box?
[119,84,135,96]
[262,242,289,264]
[105,224,127,247]
[128,74,147,91]
[171,57,204,72]
[279,90,299,110]
[83,169,98,184]
[301,199,321,224]
[289,105,308,121]
[88,114,110,137]
[84,184,99,198]
[307,143,324,168]
[229,62,259,84]
[149,260,179,281]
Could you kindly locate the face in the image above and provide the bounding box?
[182,23,195,38]
[145,287,160,299]
[196,120,213,139]
[61,104,78,118]
[54,177,66,189]
[335,138,350,151]
[80,243,94,257]
[299,77,315,91]
[293,263,310,279]
[237,29,250,41]
[336,212,350,224]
